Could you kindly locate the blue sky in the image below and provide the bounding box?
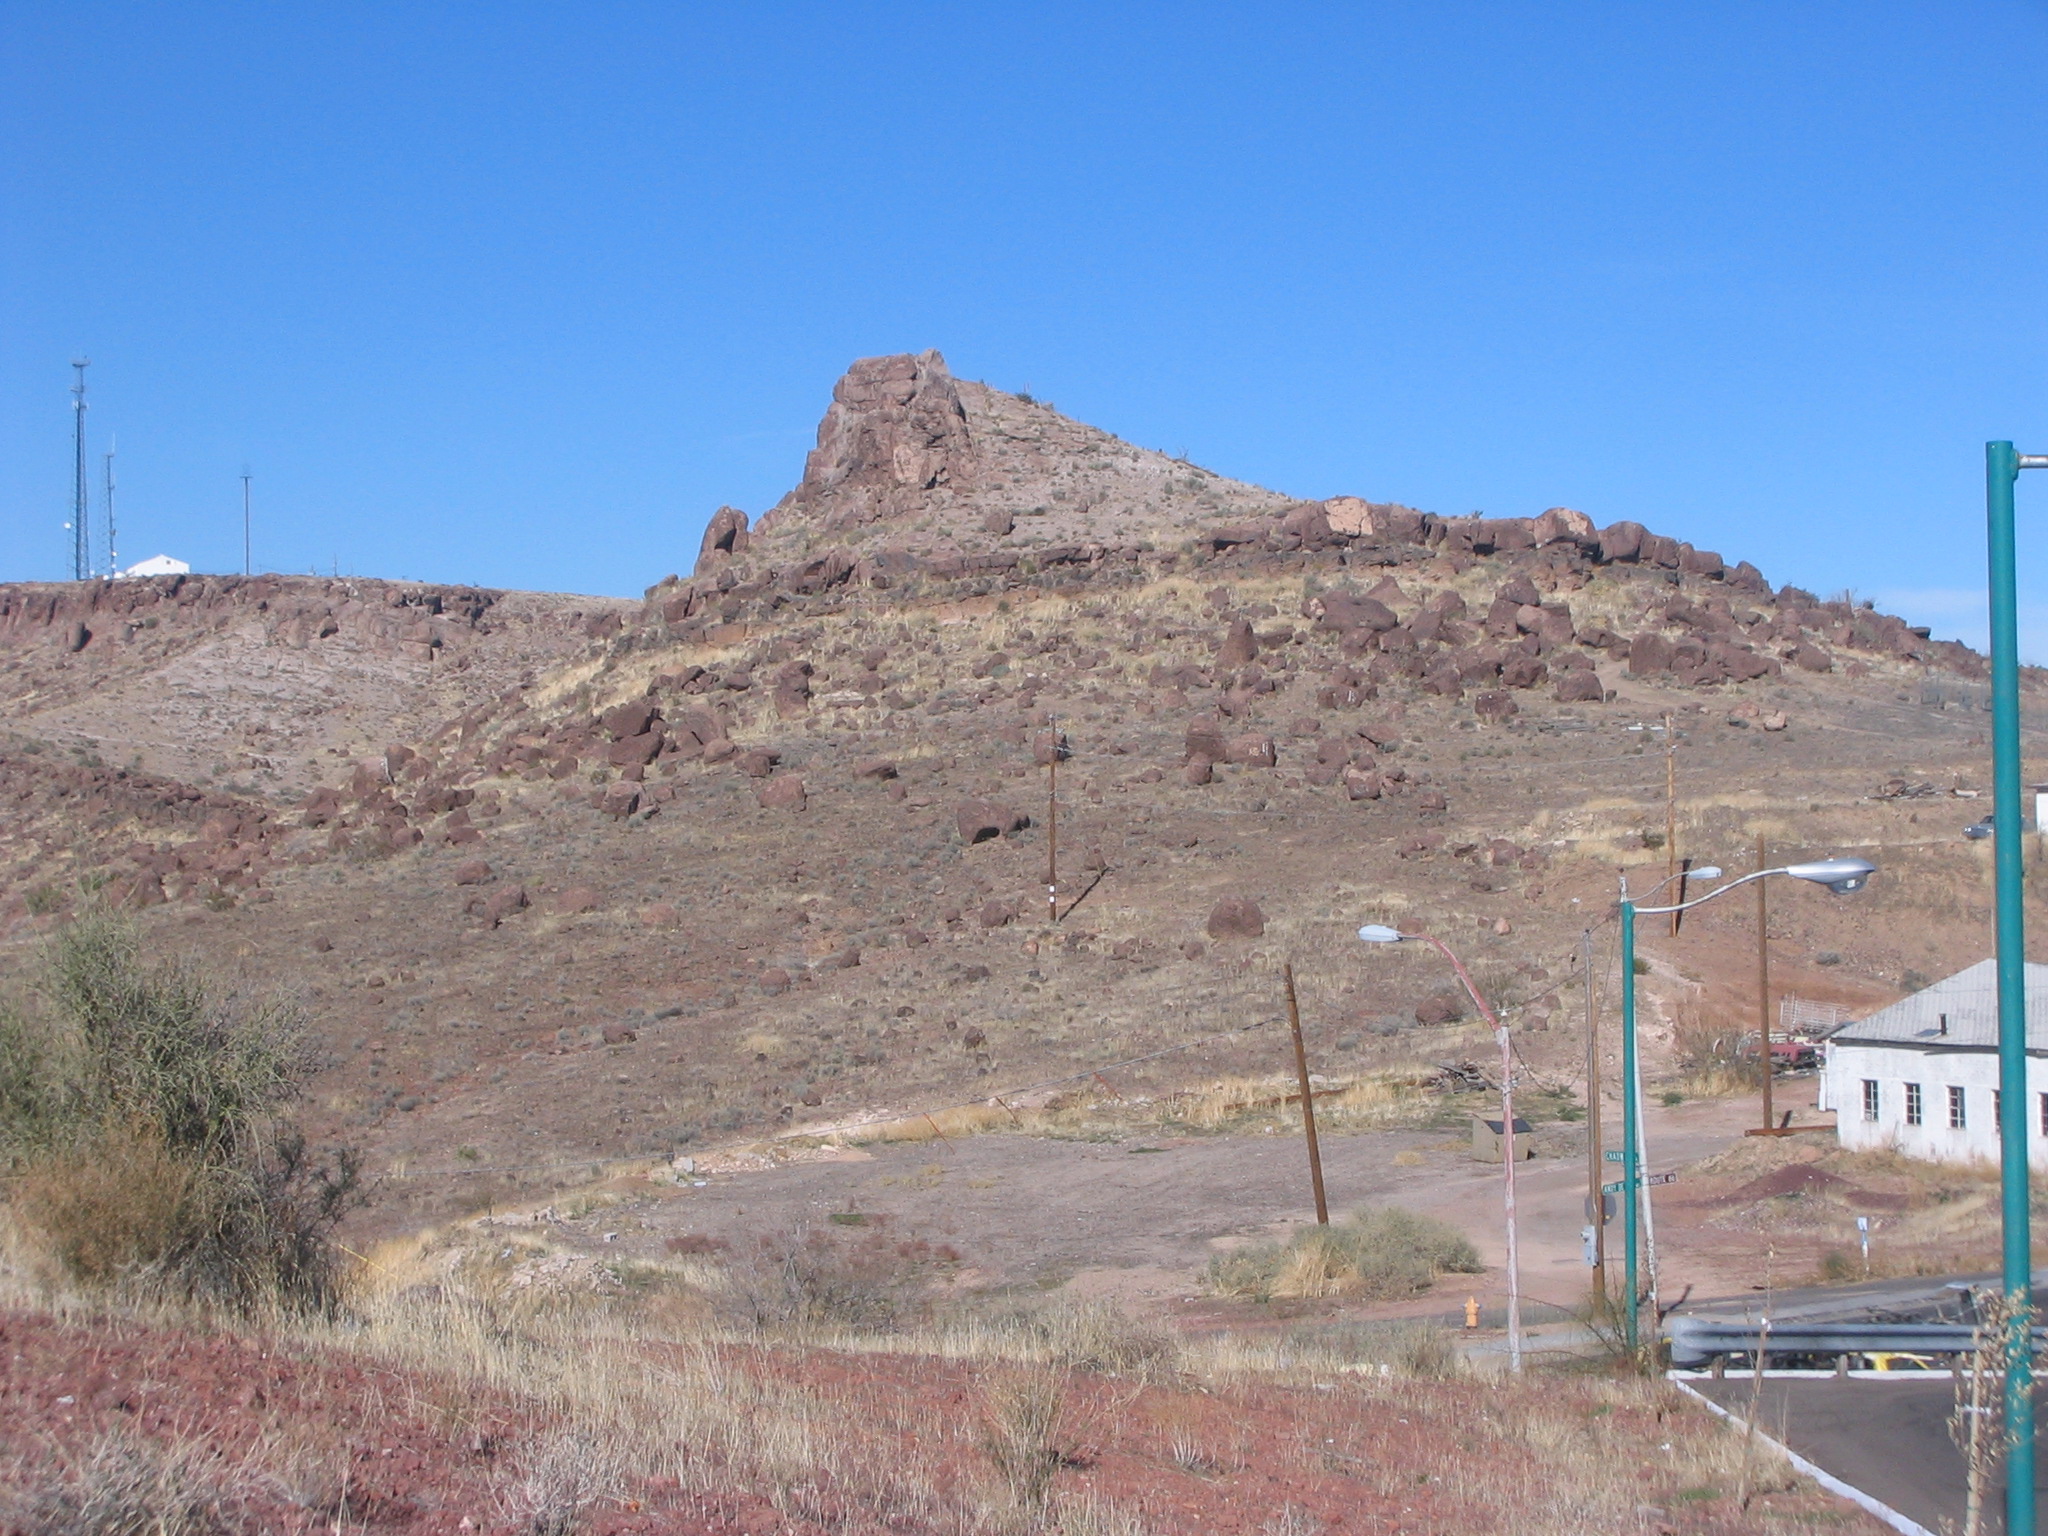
[4,4,2046,649]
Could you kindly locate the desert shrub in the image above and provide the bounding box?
[979,1366,1068,1521]
[0,908,363,1312]
[500,1427,626,1536]
[732,1223,961,1332]
[1670,1001,1761,1088]
[1207,1208,1481,1302]
[7,1426,232,1536]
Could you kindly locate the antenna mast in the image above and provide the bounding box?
[104,435,117,577]
[70,359,90,579]
[241,468,252,576]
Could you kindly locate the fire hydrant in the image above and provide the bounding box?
[1464,1296,1480,1330]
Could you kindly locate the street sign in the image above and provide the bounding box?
[1604,1150,1625,1163]
[1603,1172,1677,1195]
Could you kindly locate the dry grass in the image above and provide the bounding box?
[839,1067,1459,1151]
[1207,1208,1482,1303]
[4,1425,235,1536]
[0,1212,1851,1536]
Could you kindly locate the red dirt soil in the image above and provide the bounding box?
[0,1308,1890,1534]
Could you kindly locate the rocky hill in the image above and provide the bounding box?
[0,351,2017,1224]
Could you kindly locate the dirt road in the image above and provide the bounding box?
[531,1084,1815,1314]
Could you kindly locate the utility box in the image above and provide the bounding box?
[1470,1115,1535,1163]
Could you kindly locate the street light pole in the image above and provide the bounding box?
[1988,440,2047,1536]
[1619,857,1874,1364]
[1360,925,1521,1373]
[1620,896,1642,1353]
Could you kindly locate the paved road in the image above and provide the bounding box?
[1689,1375,2048,1535]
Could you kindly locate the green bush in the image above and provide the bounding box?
[1208,1208,1482,1302]
[1,908,363,1312]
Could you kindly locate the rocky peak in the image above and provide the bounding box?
[763,350,976,534]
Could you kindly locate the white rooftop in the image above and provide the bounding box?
[1830,959,2048,1052]
[119,554,190,578]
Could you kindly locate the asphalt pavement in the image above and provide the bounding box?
[1686,1373,2048,1535]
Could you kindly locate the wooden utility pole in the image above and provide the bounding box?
[1583,930,1607,1313]
[1757,832,1773,1133]
[1665,712,1679,936]
[1045,721,1063,924]
[1284,962,1329,1224]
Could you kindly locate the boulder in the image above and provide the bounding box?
[759,968,792,996]
[1495,574,1541,608]
[979,898,1016,928]
[1227,733,1276,768]
[757,776,807,810]
[452,858,493,886]
[1184,720,1229,764]
[1315,592,1399,634]
[854,756,899,780]
[1500,654,1548,690]
[1183,760,1214,786]
[1414,992,1463,1026]
[1554,669,1606,703]
[601,699,659,740]
[607,729,665,767]
[773,661,813,719]
[956,799,1028,843]
[1278,502,1333,542]
[984,508,1015,536]
[1217,618,1258,667]
[601,1022,638,1045]
[479,884,529,928]
[1598,521,1647,563]
[1629,633,1674,675]
[1205,895,1266,940]
[695,506,750,572]
[1344,767,1383,801]
[1792,644,1833,673]
[598,784,641,818]
[1473,690,1518,724]
[738,748,781,778]
[554,885,601,914]
[1533,506,1595,545]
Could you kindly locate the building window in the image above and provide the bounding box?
[1949,1085,1967,1130]
[1862,1080,1880,1122]
[1905,1083,1923,1126]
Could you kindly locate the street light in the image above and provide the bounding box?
[1617,856,1877,1354]
[1358,923,1524,1373]
[1987,441,2047,1536]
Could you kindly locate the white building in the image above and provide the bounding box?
[118,554,190,578]
[1818,959,2048,1168]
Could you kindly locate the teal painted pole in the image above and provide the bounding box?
[1988,439,2035,1536]
[1620,898,1640,1355]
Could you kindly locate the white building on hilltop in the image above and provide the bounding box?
[118,554,190,578]
[1818,959,2048,1167]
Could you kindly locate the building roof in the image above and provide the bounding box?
[119,554,190,577]
[1829,959,2048,1052]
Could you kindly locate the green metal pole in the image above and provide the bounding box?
[1989,439,2035,1536]
[1620,898,1640,1355]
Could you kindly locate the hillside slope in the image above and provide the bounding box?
[0,352,2021,1226]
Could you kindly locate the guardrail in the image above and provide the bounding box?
[1664,1316,2048,1368]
